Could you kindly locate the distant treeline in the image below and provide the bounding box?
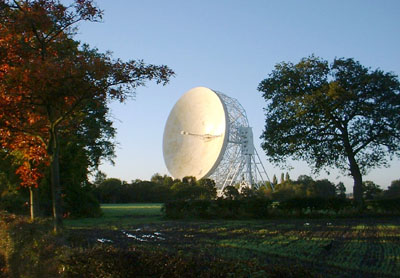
[1,169,399,218]
[93,175,217,203]
[94,173,400,203]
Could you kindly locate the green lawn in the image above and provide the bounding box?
[65,203,164,229]
[65,203,400,278]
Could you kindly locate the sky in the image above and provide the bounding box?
[74,0,400,191]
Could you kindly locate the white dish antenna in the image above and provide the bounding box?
[163,87,272,192]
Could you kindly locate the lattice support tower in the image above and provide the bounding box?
[208,91,273,194]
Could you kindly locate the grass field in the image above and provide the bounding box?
[65,203,400,278]
[65,203,164,228]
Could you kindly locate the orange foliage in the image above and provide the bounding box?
[0,14,49,187]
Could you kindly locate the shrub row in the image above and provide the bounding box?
[163,199,272,219]
[277,197,352,215]
[164,197,400,219]
[367,198,400,214]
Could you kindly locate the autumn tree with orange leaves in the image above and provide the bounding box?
[0,0,174,232]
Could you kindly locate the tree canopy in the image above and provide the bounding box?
[258,55,400,202]
[0,0,174,231]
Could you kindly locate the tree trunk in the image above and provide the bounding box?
[348,154,363,204]
[49,127,63,233]
[29,186,38,221]
[342,129,363,204]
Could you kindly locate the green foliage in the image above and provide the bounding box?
[383,179,400,198]
[170,181,202,200]
[163,175,400,219]
[164,199,272,219]
[272,174,278,186]
[57,138,102,218]
[0,149,30,215]
[94,176,217,203]
[150,173,175,187]
[65,203,163,229]
[223,185,240,200]
[285,172,290,181]
[164,194,400,219]
[63,183,102,218]
[362,181,383,200]
[197,178,217,199]
[264,175,338,201]
[367,198,400,214]
[335,182,346,198]
[278,197,352,215]
[0,212,62,278]
[258,55,400,202]
[0,190,29,215]
[0,150,21,194]
[94,178,123,203]
[0,115,105,219]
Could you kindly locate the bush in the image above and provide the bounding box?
[164,199,272,219]
[63,184,102,218]
[163,197,367,219]
[0,191,28,215]
[278,197,352,216]
[367,198,400,214]
[0,211,62,278]
[63,246,142,278]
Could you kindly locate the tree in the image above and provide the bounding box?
[280,173,285,184]
[171,181,202,201]
[335,182,346,198]
[362,181,382,200]
[312,179,336,198]
[384,179,400,198]
[182,176,197,186]
[197,178,217,200]
[223,186,240,200]
[150,173,174,188]
[240,186,256,199]
[272,175,278,186]
[95,178,122,203]
[0,148,31,215]
[256,184,273,199]
[93,171,107,187]
[150,173,164,184]
[258,55,400,203]
[0,0,174,232]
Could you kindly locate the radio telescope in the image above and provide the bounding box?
[163,87,272,193]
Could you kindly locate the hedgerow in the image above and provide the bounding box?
[163,199,273,219]
[163,197,400,219]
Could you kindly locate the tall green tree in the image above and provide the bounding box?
[335,182,346,198]
[272,175,278,186]
[197,178,217,199]
[384,179,400,198]
[258,55,400,203]
[285,172,290,181]
[362,181,382,200]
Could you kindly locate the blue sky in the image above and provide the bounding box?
[75,0,400,190]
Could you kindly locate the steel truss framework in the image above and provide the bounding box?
[208,91,272,193]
